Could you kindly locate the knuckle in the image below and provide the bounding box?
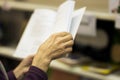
[55,37,61,44]
[50,34,55,39]
[61,32,68,34]
[51,34,59,40]
[51,33,56,38]
[59,45,65,51]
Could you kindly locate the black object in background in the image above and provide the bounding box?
[0,10,31,46]
[70,19,115,62]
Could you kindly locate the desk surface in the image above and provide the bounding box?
[0,46,120,80]
[50,60,120,80]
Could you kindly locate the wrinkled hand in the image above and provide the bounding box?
[13,55,34,80]
[32,32,74,72]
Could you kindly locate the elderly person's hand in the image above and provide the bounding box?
[13,55,34,80]
[32,32,73,72]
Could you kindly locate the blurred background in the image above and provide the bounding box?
[0,0,120,80]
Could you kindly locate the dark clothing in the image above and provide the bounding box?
[24,66,48,80]
[1,66,48,80]
[0,69,6,80]
[8,71,17,80]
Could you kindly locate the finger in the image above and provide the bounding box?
[24,55,34,62]
[52,47,72,60]
[27,55,34,59]
[57,34,73,43]
[24,67,30,73]
[46,32,72,45]
[64,47,73,53]
[52,32,70,37]
[62,40,74,48]
[20,55,34,66]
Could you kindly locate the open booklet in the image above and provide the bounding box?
[14,0,86,58]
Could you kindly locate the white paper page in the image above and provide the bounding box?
[109,0,119,13]
[77,13,96,37]
[52,0,75,33]
[115,14,120,29]
[14,9,56,58]
[70,7,86,39]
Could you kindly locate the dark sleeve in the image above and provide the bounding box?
[7,66,48,80]
[24,66,48,80]
[0,70,7,80]
[7,71,17,80]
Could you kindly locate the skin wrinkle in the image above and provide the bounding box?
[57,35,73,43]
[12,32,73,79]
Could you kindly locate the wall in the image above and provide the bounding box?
[27,0,109,12]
